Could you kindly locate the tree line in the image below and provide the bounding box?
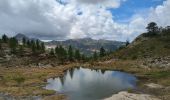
[49,45,83,63]
[0,34,45,55]
[49,45,108,63]
[0,34,110,63]
[146,22,170,36]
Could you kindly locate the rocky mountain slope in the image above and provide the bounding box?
[45,38,125,55]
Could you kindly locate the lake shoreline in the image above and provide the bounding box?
[0,60,170,100]
[84,60,170,100]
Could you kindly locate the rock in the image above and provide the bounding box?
[145,83,164,89]
[165,86,170,91]
[144,57,170,68]
[104,91,160,100]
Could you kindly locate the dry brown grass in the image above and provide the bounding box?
[0,63,78,99]
[0,61,170,99]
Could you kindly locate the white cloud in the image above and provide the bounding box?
[0,0,169,41]
[72,0,126,8]
[125,0,170,41]
[148,0,170,26]
[0,0,127,40]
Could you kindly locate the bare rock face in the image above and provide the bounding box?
[145,83,164,89]
[142,56,170,69]
[104,91,160,100]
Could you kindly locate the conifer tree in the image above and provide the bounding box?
[0,39,3,57]
[100,47,105,57]
[2,34,8,43]
[68,45,73,61]
[58,46,67,63]
[27,40,31,47]
[9,37,18,54]
[75,49,81,60]
[146,22,158,35]
[50,48,55,56]
[126,40,130,46]
[31,41,36,54]
[36,40,40,50]
[40,42,45,53]
[81,54,86,61]
[0,39,2,49]
[55,46,59,57]
[22,37,26,46]
[93,51,98,60]
[30,40,34,46]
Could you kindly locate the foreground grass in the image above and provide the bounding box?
[0,60,170,100]
[0,63,78,99]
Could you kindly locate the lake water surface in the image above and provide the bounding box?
[45,67,137,100]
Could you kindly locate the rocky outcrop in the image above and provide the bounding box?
[142,56,170,68]
[104,91,160,100]
[145,83,164,89]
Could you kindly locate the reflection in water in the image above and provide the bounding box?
[45,67,137,100]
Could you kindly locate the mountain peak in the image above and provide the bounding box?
[15,33,29,41]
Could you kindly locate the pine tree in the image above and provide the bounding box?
[0,39,2,49]
[93,51,98,60]
[58,46,67,63]
[126,40,130,46]
[68,45,73,61]
[146,22,158,35]
[55,46,59,57]
[22,37,26,46]
[30,40,34,46]
[100,47,105,57]
[40,42,45,53]
[50,48,55,56]
[9,37,18,54]
[2,34,8,43]
[62,48,67,60]
[27,40,31,47]
[75,49,81,60]
[58,45,63,57]
[0,39,3,57]
[81,54,85,61]
[31,41,36,54]
[36,40,40,50]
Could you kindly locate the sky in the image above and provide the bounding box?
[0,0,169,41]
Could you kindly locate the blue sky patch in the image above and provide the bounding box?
[109,0,166,23]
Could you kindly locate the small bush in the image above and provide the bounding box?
[150,46,155,50]
[164,45,170,49]
[131,55,137,60]
[13,76,25,85]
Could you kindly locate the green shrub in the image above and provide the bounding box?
[164,45,170,49]
[13,76,25,85]
[131,55,137,60]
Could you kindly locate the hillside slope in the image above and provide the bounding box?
[113,32,170,60]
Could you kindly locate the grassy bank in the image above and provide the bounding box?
[0,60,170,100]
[0,63,79,99]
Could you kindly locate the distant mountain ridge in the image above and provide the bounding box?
[14,33,40,42]
[45,38,125,55]
[14,33,125,55]
[15,33,29,41]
